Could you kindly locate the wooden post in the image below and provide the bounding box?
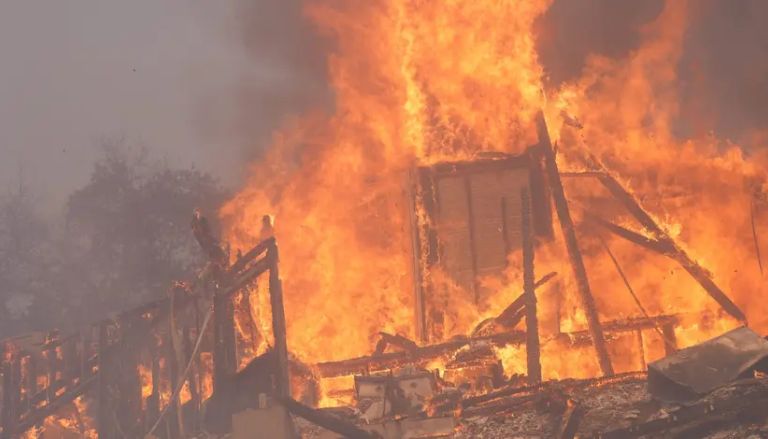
[268,242,291,398]
[115,318,142,438]
[636,330,647,371]
[25,355,37,411]
[164,334,181,439]
[537,113,614,376]
[62,338,79,383]
[212,291,236,394]
[44,339,57,404]
[146,343,160,433]
[661,322,678,357]
[522,188,542,385]
[80,328,91,381]
[183,327,200,432]
[96,323,110,439]
[1,358,20,439]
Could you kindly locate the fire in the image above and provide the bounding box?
[221,0,768,394]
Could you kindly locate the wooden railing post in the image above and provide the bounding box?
[268,242,290,398]
[212,291,236,394]
[1,356,20,439]
[96,322,110,439]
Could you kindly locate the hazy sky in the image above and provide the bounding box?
[0,0,326,210]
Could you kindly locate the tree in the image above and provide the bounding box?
[63,143,228,321]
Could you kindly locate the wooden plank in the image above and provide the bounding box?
[537,113,614,376]
[268,244,291,398]
[278,396,377,439]
[522,187,541,385]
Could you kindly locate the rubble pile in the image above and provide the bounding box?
[261,327,768,439]
[291,372,768,439]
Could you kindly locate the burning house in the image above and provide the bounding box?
[3,0,768,438]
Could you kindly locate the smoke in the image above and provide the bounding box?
[677,0,768,144]
[536,0,768,148]
[217,0,332,163]
[537,0,665,85]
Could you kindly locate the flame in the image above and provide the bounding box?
[221,0,768,398]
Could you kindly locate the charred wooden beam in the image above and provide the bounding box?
[219,257,271,300]
[461,393,541,418]
[471,272,557,337]
[494,272,558,329]
[585,214,671,255]
[556,315,679,348]
[269,243,291,398]
[457,371,645,412]
[538,113,614,376]
[522,188,542,385]
[228,237,275,276]
[557,400,585,439]
[587,155,746,323]
[374,333,419,355]
[318,314,676,378]
[317,331,527,378]
[278,396,377,439]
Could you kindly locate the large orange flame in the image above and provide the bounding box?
[221,0,768,385]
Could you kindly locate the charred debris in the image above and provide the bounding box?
[2,115,768,438]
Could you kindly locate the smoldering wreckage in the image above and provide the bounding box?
[2,116,768,439]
